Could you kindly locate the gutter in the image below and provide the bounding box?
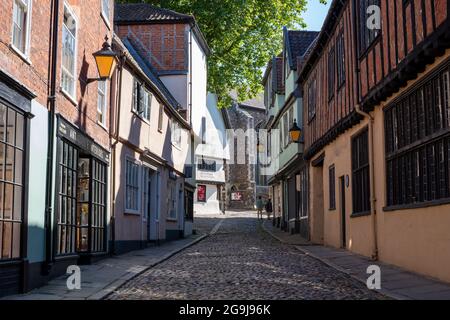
[352,0,378,261]
[44,0,60,273]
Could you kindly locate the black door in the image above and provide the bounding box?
[340,176,346,248]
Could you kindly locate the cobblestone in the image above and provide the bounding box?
[108,211,385,300]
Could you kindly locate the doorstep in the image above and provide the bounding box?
[2,233,208,301]
[262,220,450,300]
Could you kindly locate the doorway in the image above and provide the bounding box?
[76,156,107,257]
[339,176,346,248]
[143,167,152,242]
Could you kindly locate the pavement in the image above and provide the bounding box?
[5,210,449,300]
[262,219,450,300]
[108,211,385,300]
[2,232,208,300]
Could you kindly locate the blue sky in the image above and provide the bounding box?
[302,0,331,31]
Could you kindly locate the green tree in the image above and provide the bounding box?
[117,0,327,107]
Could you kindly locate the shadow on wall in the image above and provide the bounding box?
[113,114,143,255]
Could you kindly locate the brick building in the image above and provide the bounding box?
[226,96,268,210]
[0,0,115,296]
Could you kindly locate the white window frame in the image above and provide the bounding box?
[101,0,110,27]
[97,80,107,127]
[132,77,152,122]
[61,2,78,100]
[158,103,164,132]
[125,158,141,214]
[142,88,152,122]
[171,119,182,148]
[11,0,32,59]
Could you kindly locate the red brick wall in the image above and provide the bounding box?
[53,0,114,149]
[0,0,51,107]
[0,0,114,149]
[116,23,188,73]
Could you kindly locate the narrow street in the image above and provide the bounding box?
[108,212,384,300]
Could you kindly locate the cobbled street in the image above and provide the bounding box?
[108,211,385,300]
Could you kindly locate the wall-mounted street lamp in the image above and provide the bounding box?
[289,119,302,143]
[87,36,118,84]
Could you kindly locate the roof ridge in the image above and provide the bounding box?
[115,3,194,22]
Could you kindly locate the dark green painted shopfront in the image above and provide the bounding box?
[51,116,109,268]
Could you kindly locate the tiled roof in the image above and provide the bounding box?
[285,30,319,70]
[114,3,211,56]
[297,36,318,72]
[115,3,194,23]
[240,93,265,110]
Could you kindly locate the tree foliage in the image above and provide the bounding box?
[117,0,327,107]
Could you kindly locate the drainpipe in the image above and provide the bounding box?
[44,0,60,274]
[354,105,378,261]
[110,52,126,255]
[352,0,378,261]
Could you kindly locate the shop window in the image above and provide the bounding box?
[77,158,90,252]
[90,159,106,252]
[56,140,78,255]
[0,104,25,260]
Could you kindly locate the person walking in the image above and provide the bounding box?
[265,198,273,220]
[255,196,264,220]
